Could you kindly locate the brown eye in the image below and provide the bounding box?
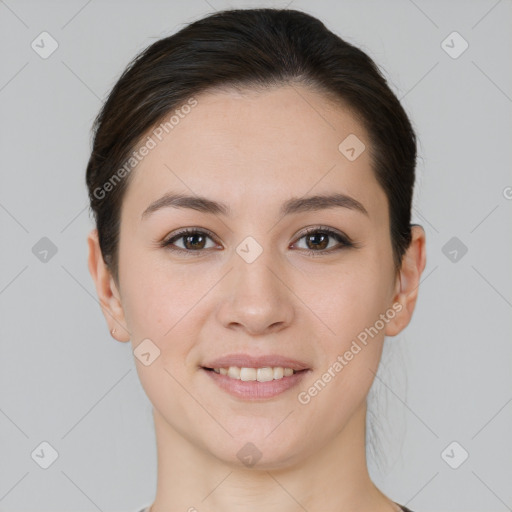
[180,232,207,250]
[304,231,330,250]
[161,226,355,257]
[293,227,354,255]
[162,229,218,254]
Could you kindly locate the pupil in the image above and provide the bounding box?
[186,234,205,250]
[308,233,328,250]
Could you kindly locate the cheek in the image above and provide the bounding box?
[119,248,215,352]
[321,261,393,333]
[309,252,395,393]
[299,270,391,414]
[117,243,174,338]
[121,255,202,399]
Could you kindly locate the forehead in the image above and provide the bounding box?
[121,84,386,223]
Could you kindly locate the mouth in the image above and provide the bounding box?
[201,366,306,381]
[200,365,310,400]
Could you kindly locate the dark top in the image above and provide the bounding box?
[137,502,415,511]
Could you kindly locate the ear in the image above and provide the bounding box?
[87,228,130,342]
[385,225,427,337]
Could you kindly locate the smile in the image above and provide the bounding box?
[202,366,310,400]
[210,366,297,381]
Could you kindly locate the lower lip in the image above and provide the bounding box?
[202,368,310,400]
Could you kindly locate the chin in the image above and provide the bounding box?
[206,430,305,471]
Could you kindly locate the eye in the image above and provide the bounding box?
[292,226,355,256]
[160,226,356,257]
[161,228,219,255]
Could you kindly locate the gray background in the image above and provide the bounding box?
[1,0,511,511]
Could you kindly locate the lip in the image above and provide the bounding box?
[202,367,310,400]
[202,353,311,371]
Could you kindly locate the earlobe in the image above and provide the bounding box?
[87,229,131,342]
[385,225,427,337]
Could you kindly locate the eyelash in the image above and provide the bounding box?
[160,226,356,257]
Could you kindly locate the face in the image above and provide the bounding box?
[101,84,408,468]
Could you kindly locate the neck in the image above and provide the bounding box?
[149,401,400,512]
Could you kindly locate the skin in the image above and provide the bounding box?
[88,84,426,512]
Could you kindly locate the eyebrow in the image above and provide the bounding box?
[141,191,368,220]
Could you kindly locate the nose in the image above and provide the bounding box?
[216,242,295,336]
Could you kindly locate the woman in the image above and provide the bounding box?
[86,8,426,512]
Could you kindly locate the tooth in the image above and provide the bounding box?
[273,367,284,379]
[240,367,257,381]
[214,366,299,380]
[227,366,241,379]
[257,367,274,382]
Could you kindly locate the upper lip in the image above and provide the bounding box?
[202,353,310,371]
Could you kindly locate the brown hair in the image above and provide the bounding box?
[86,8,417,284]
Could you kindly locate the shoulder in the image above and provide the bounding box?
[396,504,416,512]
